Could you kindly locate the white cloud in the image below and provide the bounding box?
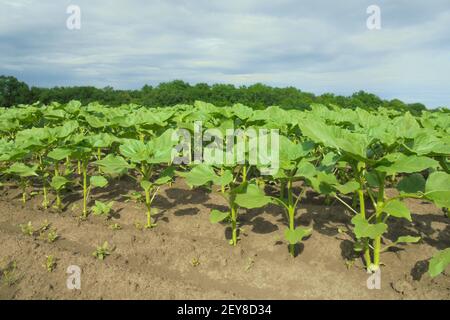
[0,0,448,107]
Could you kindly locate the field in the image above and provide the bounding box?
[0,101,449,299]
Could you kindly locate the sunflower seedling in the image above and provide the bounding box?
[1,260,18,287]
[47,229,59,243]
[44,255,57,272]
[109,223,121,231]
[19,221,34,236]
[92,241,111,260]
[92,200,114,217]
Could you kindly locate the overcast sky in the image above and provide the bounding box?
[0,0,449,107]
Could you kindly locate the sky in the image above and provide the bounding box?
[0,0,449,108]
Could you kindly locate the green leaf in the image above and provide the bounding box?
[154,167,175,185]
[149,129,178,163]
[334,180,360,195]
[383,200,412,221]
[298,118,368,159]
[231,103,253,120]
[140,180,152,191]
[47,148,72,161]
[209,209,229,223]
[119,139,149,163]
[376,155,439,175]
[396,173,426,194]
[92,200,113,216]
[94,154,132,175]
[180,164,218,187]
[84,114,108,128]
[365,172,380,188]
[351,214,387,239]
[234,184,272,209]
[6,163,38,177]
[406,132,450,156]
[279,136,307,162]
[396,236,421,244]
[50,176,69,191]
[425,172,450,209]
[294,160,316,179]
[90,176,108,188]
[428,248,450,278]
[284,227,312,245]
[212,170,233,186]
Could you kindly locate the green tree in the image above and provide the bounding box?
[0,76,30,107]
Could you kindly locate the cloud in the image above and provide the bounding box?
[0,0,448,107]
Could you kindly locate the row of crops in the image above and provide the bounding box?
[0,101,449,276]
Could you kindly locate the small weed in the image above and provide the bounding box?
[245,257,255,271]
[92,241,111,260]
[19,221,34,236]
[44,255,57,272]
[134,221,144,231]
[92,200,114,217]
[191,257,200,267]
[109,223,121,231]
[345,259,355,270]
[1,261,18,286]
[47,229,59,243]
[39,219,51,232]
[125,192,143,203]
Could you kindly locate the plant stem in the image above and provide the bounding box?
[54,165,62,210]
[144,188,152,228]
[82,161,88,218]
[97,148,102,173]
[373,175,386,269]
[39,155,48,209]
[287,178,295,256]
[242,165,247,183]
[231,202,237,246]
[21,179,26,204]
[42,182,48,209]
[220,167,225,194]
[358,189,372,268]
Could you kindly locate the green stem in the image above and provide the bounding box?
[231,201,237,246]
[358,189,372,268]
[82,161,88,218]
[65,157,71,174]
[21,179,26,204]
[39,155,48,209]
[42,182,48,209]
[144,188,152,228]
[54,165,62,210]
[220,167,225,194]
[242,165,247,183]
[97,148,102,174]
[288,178,295,257]
[56,191,61,210]
[373,175,386,269]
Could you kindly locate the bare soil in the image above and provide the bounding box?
[0,178,449,299]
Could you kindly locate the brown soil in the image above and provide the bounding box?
[0,178,449,300]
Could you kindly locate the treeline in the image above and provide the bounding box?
[0,75,435,114]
